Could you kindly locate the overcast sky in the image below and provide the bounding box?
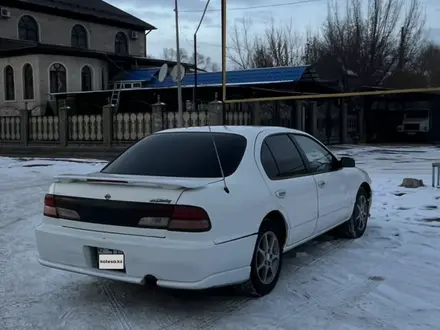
[108,0,440,65]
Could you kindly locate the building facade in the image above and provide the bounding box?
[0,0,156,115]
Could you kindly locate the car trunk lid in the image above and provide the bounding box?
[51,173,219,237]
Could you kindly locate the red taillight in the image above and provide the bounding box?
[43,194,80,220]
[44,194,57,217]
[167,205,211,232]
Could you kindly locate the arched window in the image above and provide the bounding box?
[4,66,15,101]
[101,67,106,90]
[49,63,67,93]
[18,15,39,42]
[114,32,128,55]
[23,64,34,100]
[81,66,92,91]
[71,24,88,48]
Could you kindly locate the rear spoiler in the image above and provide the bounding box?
[54,174,212,190]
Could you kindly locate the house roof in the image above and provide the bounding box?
[0,37,36,52]
[3,0,155,30]
[116,66,313,87]
[0,37,193,69]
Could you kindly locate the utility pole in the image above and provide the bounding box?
[193,0,211,113]
[174,0,183,127]
[398,26,405,71]
[221,0,227,107]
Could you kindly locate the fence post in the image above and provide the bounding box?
[20,110,30,146]
[151,95,165,132]
[358,105,365,143]
[295,101,305,130]
[58,106,70,147]
[209,92,223,125]
[252,102,261,125]
[102,104,115,147]
[310,101,318,137]
[341,99,348,144]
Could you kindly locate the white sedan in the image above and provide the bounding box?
[35,126,372,297]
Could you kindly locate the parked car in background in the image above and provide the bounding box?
[396,108,430,135]
[35,126,372,297]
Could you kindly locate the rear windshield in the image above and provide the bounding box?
[101,132,247,178]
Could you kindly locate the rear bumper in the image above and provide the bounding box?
[35,223,256,290]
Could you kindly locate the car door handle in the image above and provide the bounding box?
[275,190,286,198]
[317,181,326,188]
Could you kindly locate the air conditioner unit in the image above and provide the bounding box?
[130,31,139,40]
[0,7,11,18]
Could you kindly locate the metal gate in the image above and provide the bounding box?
[259,101,293,128]
[315,101,341,144]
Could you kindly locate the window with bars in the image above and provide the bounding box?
[81,66,92,91]
[23,64,34,100]
[115,32,128,55]
[71,25,88,48]
[101,68,106,90]
[18,15,39,42]
[4,66,15,101]
[49,63,67,93]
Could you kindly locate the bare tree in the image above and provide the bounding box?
[415,43,440,86]
[228,17,304,69]
[161,48,190,62]
[379,42,440,89]
[303,0,427,88]
[161,48,218,72]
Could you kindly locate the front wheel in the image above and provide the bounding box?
[335,187,370,239]
[239,220,283,297]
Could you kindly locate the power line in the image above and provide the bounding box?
[183,36,228,49]
[180,0,322,13]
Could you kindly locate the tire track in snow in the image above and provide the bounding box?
[157,295,251,330]
[281,248,399,330]
[0,196,45,231]
[100,283,135,330]
[160,238,351,330]
[0,179,51,190]
[58,309,74,327]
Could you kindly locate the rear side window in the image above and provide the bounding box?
[260,142,278,179]
[262,134,306,179]
[102,132,247,178]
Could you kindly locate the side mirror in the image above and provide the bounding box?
[340,157,355,168]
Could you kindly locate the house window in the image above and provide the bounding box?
[101,67,106,90]
[49,63,67,93]
[18,15,39,42]
[115,32,128,55]
[81,66,92,91]
[71,24,88,48]
[23,64,34,100]
[4,65,15,101]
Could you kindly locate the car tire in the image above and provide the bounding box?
[334,187,370,239]
[239,219,283,297]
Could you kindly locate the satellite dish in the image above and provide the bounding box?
[171,64,185,82]
[158,63,168,82]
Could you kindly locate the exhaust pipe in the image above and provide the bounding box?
[142,274,158,286]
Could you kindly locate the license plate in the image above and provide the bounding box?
[97,248,124,270]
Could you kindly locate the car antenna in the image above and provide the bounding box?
[208,94,229,194]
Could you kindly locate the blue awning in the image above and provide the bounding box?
[147,66,308,88]
[117,65,309,87]
[117,67,161,81]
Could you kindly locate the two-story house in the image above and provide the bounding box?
[0,0,172,115]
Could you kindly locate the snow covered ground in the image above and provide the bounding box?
[1,146,440,330]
